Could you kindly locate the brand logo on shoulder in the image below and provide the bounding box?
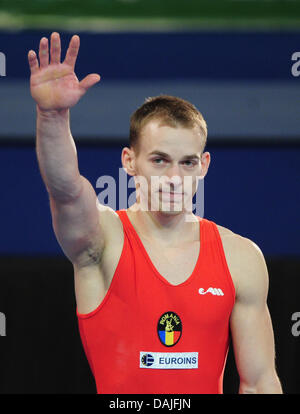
[198,287,224,296]
[157,311,182,347]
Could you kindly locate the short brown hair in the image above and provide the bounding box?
[129,95,207,155]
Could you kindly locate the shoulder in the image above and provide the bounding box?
[215,222,265,264]
[214,222,269,301]
[95,204,125,257]
[97,204,124,236]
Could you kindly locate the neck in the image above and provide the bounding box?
[127,203,198,245]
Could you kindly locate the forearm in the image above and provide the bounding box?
[36,106,82,202]
[239,373,283,394]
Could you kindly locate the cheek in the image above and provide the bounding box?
[183,174,199,192]
[133,163,153,194]
[136,161,159,183]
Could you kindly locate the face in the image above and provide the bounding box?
[122,119,210,215]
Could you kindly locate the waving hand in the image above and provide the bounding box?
[28,32,100,111]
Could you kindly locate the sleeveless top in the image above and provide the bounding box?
[77,210,235,394]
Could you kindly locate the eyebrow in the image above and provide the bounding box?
[148,150,201,160]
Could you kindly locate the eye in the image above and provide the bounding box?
[152,158,166,165]
[182,160,197,167]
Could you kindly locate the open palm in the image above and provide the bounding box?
[28,32,100,111]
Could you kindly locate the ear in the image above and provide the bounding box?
[199,151,211,179]
[121,147,137,177]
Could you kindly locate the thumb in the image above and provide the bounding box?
[79,73,101,92]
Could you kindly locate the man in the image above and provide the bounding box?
[28,32,282,394]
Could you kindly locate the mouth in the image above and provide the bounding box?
[158,190,184,194]
[158,189,185,201]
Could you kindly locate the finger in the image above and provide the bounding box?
[50,32,61,64]
[64,34,80,69]
[79,74,101,92]
[39,37,49,68]
[28,50,39,75]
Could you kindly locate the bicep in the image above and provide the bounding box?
[49,174,105,265]
[229,239,279,391]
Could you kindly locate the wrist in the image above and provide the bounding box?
[36,105,69,119]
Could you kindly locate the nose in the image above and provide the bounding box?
[164,164,183,188]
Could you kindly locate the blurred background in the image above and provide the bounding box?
[0,0,299,394]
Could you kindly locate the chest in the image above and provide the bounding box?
[140,238,200,286]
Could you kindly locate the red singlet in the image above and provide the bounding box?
[77,210,235,394]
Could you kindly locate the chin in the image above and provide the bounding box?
[159,210,183,216]
[157,203,184,215]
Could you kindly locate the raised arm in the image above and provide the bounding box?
[28,32,106,267]
[229,237,282,394]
